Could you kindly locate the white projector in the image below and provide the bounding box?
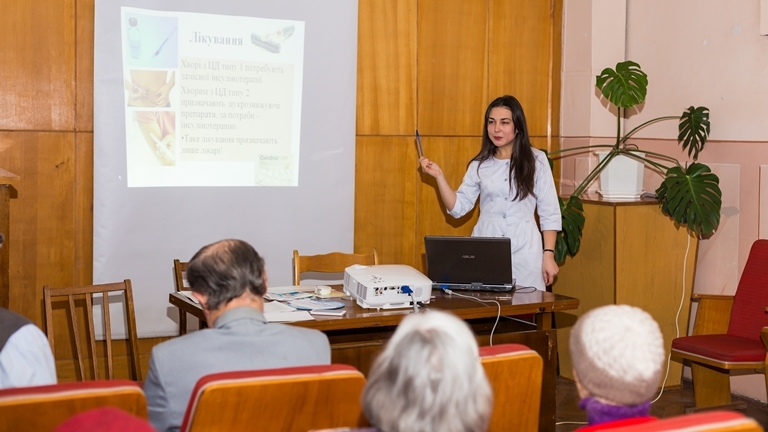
[343,264,433,309]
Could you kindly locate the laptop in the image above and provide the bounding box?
[424,236,515,292]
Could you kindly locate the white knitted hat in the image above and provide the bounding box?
[569,304,665,406]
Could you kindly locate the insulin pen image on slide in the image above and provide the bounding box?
[251,25,295,53]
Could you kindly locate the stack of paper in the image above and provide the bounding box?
[263,300,314,322]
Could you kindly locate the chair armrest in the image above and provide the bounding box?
[691,294,734,336]
[761,327,768,351]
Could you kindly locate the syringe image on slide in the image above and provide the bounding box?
[123,13,179,69]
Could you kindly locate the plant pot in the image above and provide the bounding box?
[595,151,644,199]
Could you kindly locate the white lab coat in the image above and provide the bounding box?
[448,148,561,290]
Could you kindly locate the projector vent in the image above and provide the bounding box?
[355,280,366,299]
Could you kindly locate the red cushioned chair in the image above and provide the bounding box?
[671,239,768,409]
[179,364,367,432]
[0,380,147,431]
[587,410,763,431]
[480,344,543,432]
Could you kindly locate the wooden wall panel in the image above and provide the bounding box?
[356,0,417,135]
[417,0,488,135]
[415,137,480,270]
[76,0,95,131]
[356,0,563,274]
[488,0,553,137]
[354,137,418,268]
[75,133,93,286]
[0,0,76,131]
[0,133,76,323]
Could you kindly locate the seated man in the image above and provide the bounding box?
[0,307,58,389]
[144,239,331,432]
[0,232,57,389]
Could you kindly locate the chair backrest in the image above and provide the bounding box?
[0,380,147,431]
[180,364,367,432]
[173,259,190,292]
[597,411,763,431]
[293,249,379,285]
[727,239,768,340]
[43,280,142,381]
[479,344,543,432]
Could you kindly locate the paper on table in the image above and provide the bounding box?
[264,301,296,313]
[178,290,311,322]
[267,285,316,294]
[265,292,314,302]
[314,290,346,299]
[264,311,315,322]
[179,291,199,304]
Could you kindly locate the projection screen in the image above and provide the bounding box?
[94,0,358,337]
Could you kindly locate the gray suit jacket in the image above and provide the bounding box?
[144,306,331,432]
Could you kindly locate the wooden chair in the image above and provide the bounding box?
[179,364,367,432]
[173,259,202,335]
[671,239,768,409]
[0,380,147,431]
[589,410,763,431]
[480,343,543,432]
[43,280,142,381]
[292,248,378,285]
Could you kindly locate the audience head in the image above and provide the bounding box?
[187,239,266,311]
[362,311,492,432]
[569,304,665,406]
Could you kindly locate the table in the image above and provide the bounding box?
[169,289,579,432]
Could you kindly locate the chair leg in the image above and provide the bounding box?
[179,308,187,336]
[691,363,732,407]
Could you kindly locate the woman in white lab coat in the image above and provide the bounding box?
[419,95,561,290]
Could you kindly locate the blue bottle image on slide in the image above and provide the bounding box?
[128,17,141,59]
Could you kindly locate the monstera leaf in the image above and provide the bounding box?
[596,61,648,109]
[678,106,711,161]
[656,163,722,236]
[554,196,585,263]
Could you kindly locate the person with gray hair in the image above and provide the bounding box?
[361,310,492,432]
[143,239,331,432]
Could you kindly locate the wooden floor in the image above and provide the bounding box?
[555,378,768,431]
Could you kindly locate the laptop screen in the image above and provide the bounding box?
[424,236,514,288]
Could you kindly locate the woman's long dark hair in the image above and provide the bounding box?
[469,95,536,201]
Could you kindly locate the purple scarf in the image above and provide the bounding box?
[579,397,651,425]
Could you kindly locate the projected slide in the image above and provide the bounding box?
[120,7,304,187]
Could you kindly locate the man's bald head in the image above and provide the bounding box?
[186,239,266,311]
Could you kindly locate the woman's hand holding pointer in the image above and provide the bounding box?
[419,157,457,211]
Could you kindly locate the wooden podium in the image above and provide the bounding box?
[0,168,19,309]
[553,196,698,387]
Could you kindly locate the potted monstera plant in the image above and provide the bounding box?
[549,60,722,262]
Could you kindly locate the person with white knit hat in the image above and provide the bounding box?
[569,304,665,429]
